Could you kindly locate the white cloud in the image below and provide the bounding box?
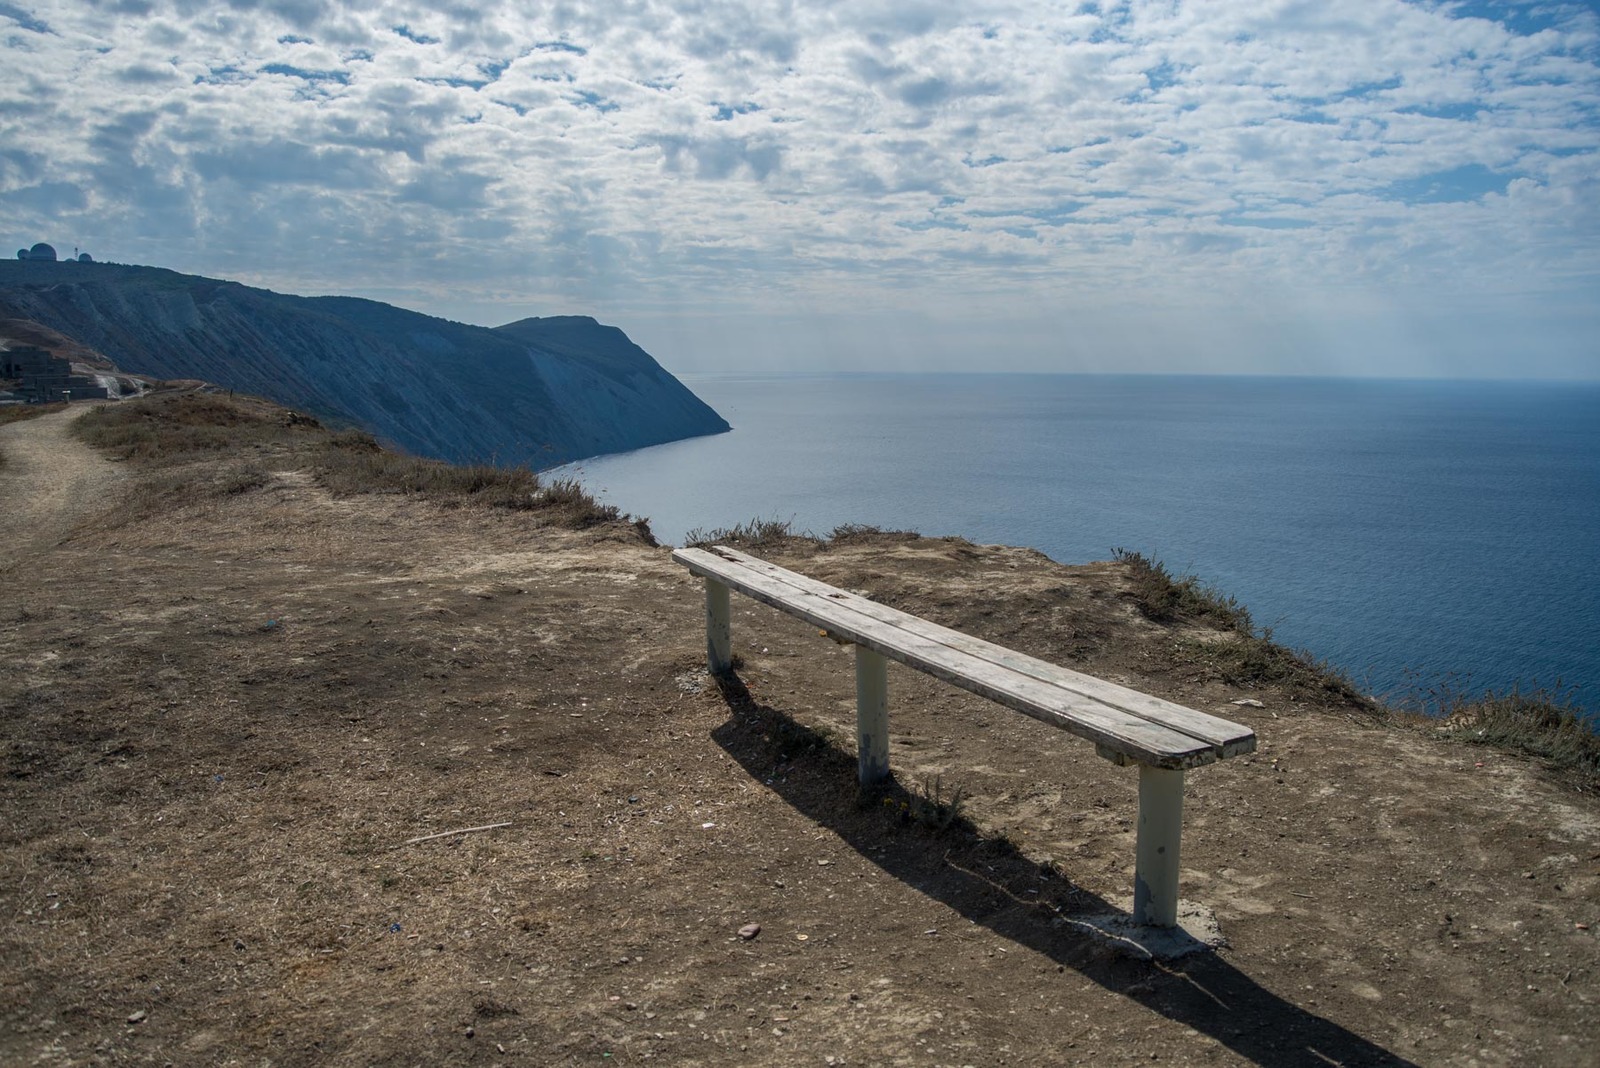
[2,0,1597,377]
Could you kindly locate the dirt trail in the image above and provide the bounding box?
[0,407,125,565]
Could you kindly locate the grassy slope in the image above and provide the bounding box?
[68,391,653,540]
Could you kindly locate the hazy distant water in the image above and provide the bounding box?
[551,374,1600,714]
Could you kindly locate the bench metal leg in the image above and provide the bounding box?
[705,579,732,675]
[855,646,890,784]
[1133,765,1184,927]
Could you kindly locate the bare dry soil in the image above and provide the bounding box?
[1,405,1596,1066]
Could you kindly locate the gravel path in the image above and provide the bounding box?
[0,406,125,569]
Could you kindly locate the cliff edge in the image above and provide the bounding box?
[0,260,729,467]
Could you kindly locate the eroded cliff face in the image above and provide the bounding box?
[0,261,728,467]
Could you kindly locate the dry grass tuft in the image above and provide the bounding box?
[1416,689,1600,788]
[1177,634,1371,705]
[316,443,543,509]
[313,446,649,539]
[825,522,923,546]
[1114,548,1371,707]
[1,402,66,426]
[70,391,318,461]
[1113,547,1254,633]
[66,390,654,541]
[683,516,807,550]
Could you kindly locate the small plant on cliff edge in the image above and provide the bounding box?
[1112,547,1254,634]
[683,516,801,550]
[1116,547,1370,706]
[1422,687,1599,788]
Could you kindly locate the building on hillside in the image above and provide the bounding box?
[15,242,93,262]
[0,344,112,403]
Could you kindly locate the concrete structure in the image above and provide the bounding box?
[0,344,111,403]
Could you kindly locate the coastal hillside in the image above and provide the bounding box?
[0,260,729,467]
[0,393,1595,1065]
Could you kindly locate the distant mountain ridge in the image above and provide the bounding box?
[0,260,729,467]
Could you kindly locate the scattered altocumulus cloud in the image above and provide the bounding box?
[2,0,1597,377]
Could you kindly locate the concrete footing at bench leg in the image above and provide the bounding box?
[1066,900,1224,961]
[855,646,890,784]
[705,579,732,676]
[1133,765,1185,928]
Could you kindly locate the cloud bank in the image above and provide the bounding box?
[3,1,1597,376]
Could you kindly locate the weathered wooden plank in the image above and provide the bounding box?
[684,545,1255,758]
[672,546,1222,768]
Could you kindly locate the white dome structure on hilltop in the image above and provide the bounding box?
[15,242,92,262]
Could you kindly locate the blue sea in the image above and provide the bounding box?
[552,374,1600,715]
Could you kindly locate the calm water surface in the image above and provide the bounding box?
[553,374,1600,713]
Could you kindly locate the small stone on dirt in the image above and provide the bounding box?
[1232,698,1265,708]
[126,1010,147,1025]
[739,923,762,940]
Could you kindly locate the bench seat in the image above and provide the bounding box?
[674,544,1254,770]
[672,543,1257,928]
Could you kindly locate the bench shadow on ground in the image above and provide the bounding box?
[708,673,1417,1068]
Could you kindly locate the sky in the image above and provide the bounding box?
[2,1,1598,378]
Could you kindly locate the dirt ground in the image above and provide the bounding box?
[1,406,1596,1066]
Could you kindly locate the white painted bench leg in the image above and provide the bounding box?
[855,646,890,784]
[1133,765,1185,928]
[705,579,732,675]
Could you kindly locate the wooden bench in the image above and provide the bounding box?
[672,544,1257,929]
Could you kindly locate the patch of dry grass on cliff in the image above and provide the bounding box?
[1416,689,1600,789]
[1113,549,1597,776]
[1113,547,1254,633]
[683,515,805,550]
[70,390,319,461]
[72,391,655,542]
[315,430,652,540]
[1114,548,1374,708]
[1,402,66,426]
